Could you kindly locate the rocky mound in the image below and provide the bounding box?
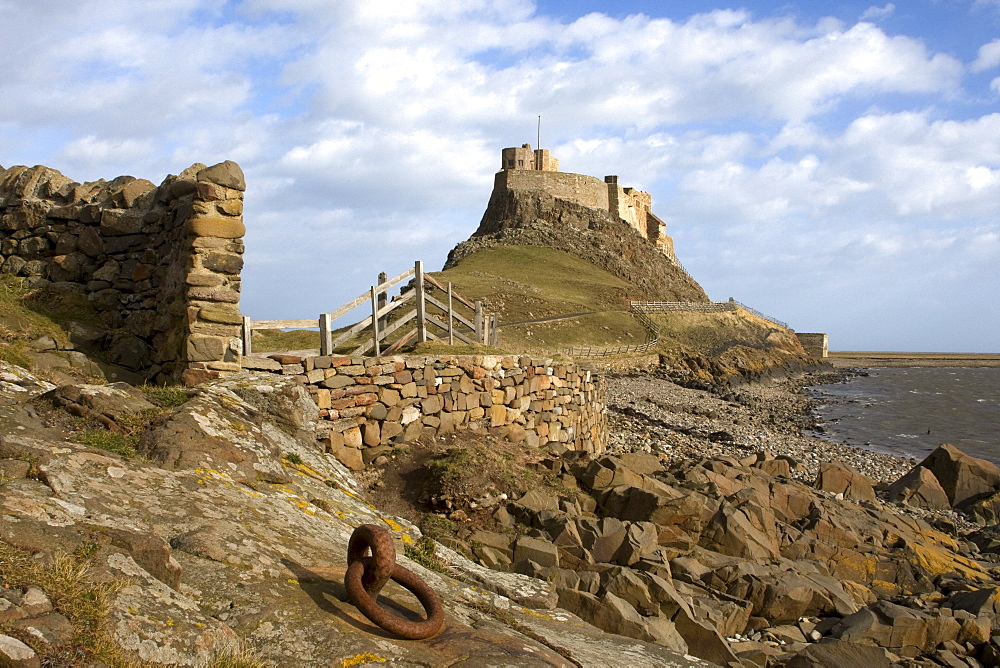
[444,180,708,303]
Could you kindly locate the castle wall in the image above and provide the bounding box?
[0,161,246,384]
[243,353,607,469]
[499,170,610,212]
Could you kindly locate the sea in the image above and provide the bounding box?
[807,367,1000,465]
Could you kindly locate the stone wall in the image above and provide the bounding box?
[243,353,607,469]
[500,170,610,211]
[0,161,246,384]
[796,333,829,358]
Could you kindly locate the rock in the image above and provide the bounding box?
[40,382,156,430]
[196,160,245,191]
[600,567,658,616]
[556,588,656,644]
[513,535,559,569]
[815,460,876,502]
[0,634,40,668]
[887,465,952,510]
[947,586,1000,618]
[831,600,961,654]
[920,443,1000,508]
[613,521,659,566]
[699,496,780,560]
[786,640,896,667]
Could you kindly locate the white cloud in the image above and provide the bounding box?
[860,4,895,21]
[1,0,997,350]
[973,39,1000,71]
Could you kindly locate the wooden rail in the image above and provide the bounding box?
[242,261,496,357]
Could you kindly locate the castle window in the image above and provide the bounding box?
[518,160,524,167]
[507,160,515,168]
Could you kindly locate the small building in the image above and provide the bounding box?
[796,333,829,358]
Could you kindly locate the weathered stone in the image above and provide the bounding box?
[921,442,1000,508]
[197,160,245,191]
[0,633,40,668]
[786,640,895,667]
[887,465,952,510]
[815,460,877,502]
[513,536,559,568]
[187,216,246,239]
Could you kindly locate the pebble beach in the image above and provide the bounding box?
[604,369,916,485]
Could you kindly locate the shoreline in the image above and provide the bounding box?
[606,368,915,485]
[827,351,1000,368]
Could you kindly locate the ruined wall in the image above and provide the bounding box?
[0,161,246,384]
[499,170,610,212]
[796,333,829,358]
[243,353,607,470]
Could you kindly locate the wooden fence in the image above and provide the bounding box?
[242,261,497,357]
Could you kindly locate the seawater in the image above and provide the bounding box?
[807,367,1000,464]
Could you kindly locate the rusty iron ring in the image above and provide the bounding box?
[345,524,445,640]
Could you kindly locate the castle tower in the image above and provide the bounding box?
[501,144,559,172]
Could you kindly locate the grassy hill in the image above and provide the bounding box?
[433,245,799,357]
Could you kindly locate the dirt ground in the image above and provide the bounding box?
[356,431,559,538]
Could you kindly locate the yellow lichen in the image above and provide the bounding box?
[381,517,403,532]
[342,653,386,667]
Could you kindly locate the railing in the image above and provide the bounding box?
[630,300,789,330]
[243,261,497,357]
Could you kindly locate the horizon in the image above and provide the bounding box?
[2,1,998,353]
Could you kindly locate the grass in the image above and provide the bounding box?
[432,247,650,351]
[0,540,133,665]
[403,536,447,573]
[76,430,138,458]
[139,384,191,408]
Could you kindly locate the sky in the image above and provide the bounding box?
[1,0,999,353]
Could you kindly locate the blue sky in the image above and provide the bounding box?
[2,1,999,352]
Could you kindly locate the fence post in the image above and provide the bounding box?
[319,313,332,356]
[377,271,388,332]
[415,260,427,344]
[447,282,454,346]
[490,314,499,346]
[241,317,252,356]
[474,300,483,344]
[371,285,381,356]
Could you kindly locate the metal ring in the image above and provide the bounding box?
[344,524,445,640]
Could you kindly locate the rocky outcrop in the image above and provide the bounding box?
[444,179,708,302]
[0,363,701,666]
[436,445,1000,666]
[889,443,1000,526]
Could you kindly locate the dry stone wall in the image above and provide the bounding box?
[243,353,607,469]
[0,160,246,384]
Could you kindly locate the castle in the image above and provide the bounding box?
[498,144,675,259]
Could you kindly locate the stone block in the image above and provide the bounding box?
[198,160,246,191]
[187,216,246,239]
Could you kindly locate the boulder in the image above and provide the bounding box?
[830,600,961,654]
[786,640,895,667]
[886,465,952,510]
[920,443,1000,508]
[815,460,876,503]
[40,382,156,431]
